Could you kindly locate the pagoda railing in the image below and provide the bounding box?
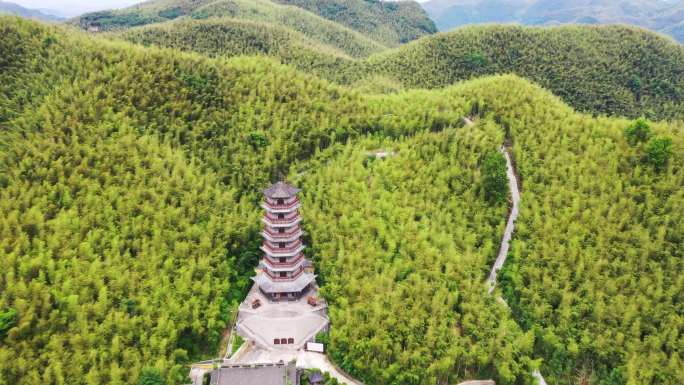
[263,227,302,238]
[262,198,300,210]
[263,254,304,268]
[263,266,305,281]
[263,215,301,225]
[262,240,303,254]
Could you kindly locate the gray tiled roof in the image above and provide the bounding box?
[210,363,297,385]
[263,181,300,199]
[252,272,315,293]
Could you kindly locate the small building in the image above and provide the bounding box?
[253,182,316,301]
[207,362,299,385]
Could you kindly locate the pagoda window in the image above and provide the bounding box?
[279,242,286,248]
[279,257,286,263]
[277,213,285,219]
[274,339,280,345]
[279,271,287,278]
[287,338,294,344]
[278,228,285,233]
[277,198,284,205]
[280,338,287,344]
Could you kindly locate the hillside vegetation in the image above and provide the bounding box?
[1,16,683,385]
[365,24,684,119]
[299,126,536,385]
[73,0,432,49]
[119,20,684,119]
[274,0,437,46]
[116,18,360,84]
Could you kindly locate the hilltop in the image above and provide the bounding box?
[114,20,684,120]
[423,0,684,42]
[273,0,437,46]
[364,24,684,118]
[72,0,435,47]
[2,16,682,385]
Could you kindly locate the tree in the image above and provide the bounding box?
[482,151,508,204]
[645,136,673,171]
[137,367,165,385]
[624,117,652,145]
[0,308,17,338]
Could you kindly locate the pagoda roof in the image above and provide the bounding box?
[263,181,300,199]
[252,272,315,294]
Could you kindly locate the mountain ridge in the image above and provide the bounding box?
[0,1,64,21]
[423,0,684,42]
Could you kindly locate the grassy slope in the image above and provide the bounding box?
[1,16,683,385]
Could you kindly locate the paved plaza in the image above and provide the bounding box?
[236,284,329,350]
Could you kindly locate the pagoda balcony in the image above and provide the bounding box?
[262,227,302,242]
[262,215,301,227]
[261,243,305,258]
[262,240,303,253]
[262,254,305,269]
[261,198,301,213]
[263,266,305,281]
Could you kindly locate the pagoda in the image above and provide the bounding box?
[253,181,316,301]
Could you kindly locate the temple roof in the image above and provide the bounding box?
[209,362,296,385]
[263,181,300,199]
[252,272,315,293]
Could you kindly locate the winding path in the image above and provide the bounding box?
[490,146,548,385]
[487,146,521,295]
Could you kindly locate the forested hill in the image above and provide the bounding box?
[116,21,684,120]
[72,0,435,47]
[272,0,437,46]
[1,15,682,385]
[364,24,684,119]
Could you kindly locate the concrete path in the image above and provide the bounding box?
[488,146,548,385]
[487,146,521,294]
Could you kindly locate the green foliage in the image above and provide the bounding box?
[299,125,534,385]
[231,334,245,355]
[248,131,269,149]
[137,367,166,385]
[1,16,682,385]
[624,117,652,145]
[116,18,361,84]
[365,25,684,119]
[0,308,17,338]
[645,136,673,170]
[273,0,436,46]
[482,151,508,204]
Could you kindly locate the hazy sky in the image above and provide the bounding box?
[12,0,141,16]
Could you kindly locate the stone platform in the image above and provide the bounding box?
[236,284,329,350]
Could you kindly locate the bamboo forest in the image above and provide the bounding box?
[0,1,682,385]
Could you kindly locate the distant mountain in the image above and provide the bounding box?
[73,0,436,47]
[423,0,684,42]
[0,1,63,21]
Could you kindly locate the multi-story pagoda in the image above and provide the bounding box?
[253,181,316,301]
